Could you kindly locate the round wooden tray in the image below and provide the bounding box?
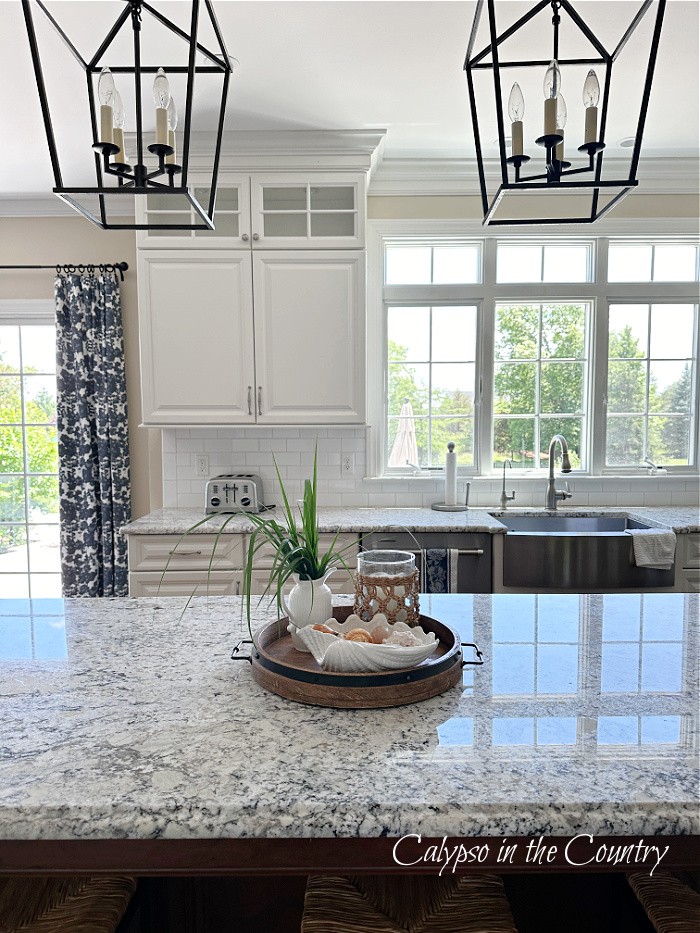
[246,606,464,709]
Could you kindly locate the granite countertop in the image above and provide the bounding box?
[1,593,697,841]
[121,505,700,537]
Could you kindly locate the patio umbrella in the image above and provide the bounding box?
[388,398,419,468]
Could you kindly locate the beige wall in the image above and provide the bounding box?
[0,217,159,519]
[368,192,700,219]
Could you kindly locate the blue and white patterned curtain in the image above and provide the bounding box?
[55,270,131,596]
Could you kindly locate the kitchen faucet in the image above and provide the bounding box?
[500,459,515,510]
[405,460,423,476]
[545,434,573,511]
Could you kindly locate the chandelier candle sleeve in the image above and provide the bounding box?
[153,67,170,146]
[508,83,525,156]
[97,68,115,145]
[583,70,600,144]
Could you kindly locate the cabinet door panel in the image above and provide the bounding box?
[138,251,255,424]
[253,251,365,423]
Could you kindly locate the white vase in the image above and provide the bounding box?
[284,571,334,651]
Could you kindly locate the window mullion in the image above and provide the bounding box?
[590,238,609,474]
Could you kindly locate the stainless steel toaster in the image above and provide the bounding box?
[205,473,267,514]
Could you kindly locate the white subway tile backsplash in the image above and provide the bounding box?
[162,427,695,510]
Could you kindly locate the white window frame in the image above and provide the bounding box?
[367,220,700,479]
[0,299,59,599]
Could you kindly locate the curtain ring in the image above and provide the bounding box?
[55,264,61,275]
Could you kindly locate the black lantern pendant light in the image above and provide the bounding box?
[22,0,232,230]
[464,0,667,225]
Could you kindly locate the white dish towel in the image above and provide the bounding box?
[626,529,676,570]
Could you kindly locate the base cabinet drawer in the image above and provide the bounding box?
[129,571,241,597]
[128,534,245,572]
[677,569,700,593]
[252,533,359,568]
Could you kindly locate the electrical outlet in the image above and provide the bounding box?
[195,454,210,476]
[342,454,355,475]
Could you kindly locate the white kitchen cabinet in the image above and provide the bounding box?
[137,248,366,426]
[127,532,360,598]
[136,173,365,249]
[138,250,255,425]
[253,251,365,424]
[127,532,247,597]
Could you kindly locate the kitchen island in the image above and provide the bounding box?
[1,593,698,875]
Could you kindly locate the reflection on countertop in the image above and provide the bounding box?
[1,593,698,841]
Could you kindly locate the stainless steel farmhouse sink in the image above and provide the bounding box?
[489,513,675,590]
[496,515,651,534]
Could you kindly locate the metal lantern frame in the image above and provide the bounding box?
[22,0,232,230]
[464,0,667,225]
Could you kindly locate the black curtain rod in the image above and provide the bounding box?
[0,261,129,281]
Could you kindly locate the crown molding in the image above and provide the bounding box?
[368,216,700,238]
[369,156,700,197]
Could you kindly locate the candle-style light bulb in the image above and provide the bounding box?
[543,60,561,136]
[153,67,170,146]
[555,94,567,161]
[508,83,525,157]
[98,67,115,106]
[153,67,170,109]
[583,69,600,144]
[112,89,126,164]
[97,67,115,144]
[166,96,178,164]
[583,69,600,107]
[543,60,561,100]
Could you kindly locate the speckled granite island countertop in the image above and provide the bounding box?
[1,592,698,876]
[121,505,699,536]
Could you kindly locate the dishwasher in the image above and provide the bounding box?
[360,532,492,593]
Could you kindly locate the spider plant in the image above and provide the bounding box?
[242,447,356,634]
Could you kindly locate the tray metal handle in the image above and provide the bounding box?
[461,641,484,667]
[231,639,254,663]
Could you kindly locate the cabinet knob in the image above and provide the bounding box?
[241,233,250,241]
[252,233,260,241]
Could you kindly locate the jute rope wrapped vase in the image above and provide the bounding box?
[353,550,420,626]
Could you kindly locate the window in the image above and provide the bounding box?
[0,305,60,598]
[608,241,700,282]
[373,233,699,476]
[387,305,477,468]
[606,304,696,467]
[494,302,588,469]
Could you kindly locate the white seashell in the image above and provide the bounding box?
[292,616,438,672]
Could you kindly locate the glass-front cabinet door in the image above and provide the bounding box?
[136,175,251,248]
[249,173,365,248]
[136,172,365,248]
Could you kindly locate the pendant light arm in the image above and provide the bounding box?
[87,5,132,70]
[628,0,666,179]
[141,0,225,68]
[612,0,654,61]
[180,0,200,182]
[21,0,63,187]
[205,0,233,65]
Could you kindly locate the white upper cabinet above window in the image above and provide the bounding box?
[137,172,366,249]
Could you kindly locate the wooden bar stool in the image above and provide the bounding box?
[627,871,700,933]
[0,876,136,932]
[301,874,518,933]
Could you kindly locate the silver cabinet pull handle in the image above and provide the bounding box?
[252,233,260,241]
[168,549,203,556]
[458,549,484,556]
[241,233,250,241]
[247,386,252,416]
[257,386,262,415]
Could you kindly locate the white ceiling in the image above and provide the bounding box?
[1,0,698,195]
